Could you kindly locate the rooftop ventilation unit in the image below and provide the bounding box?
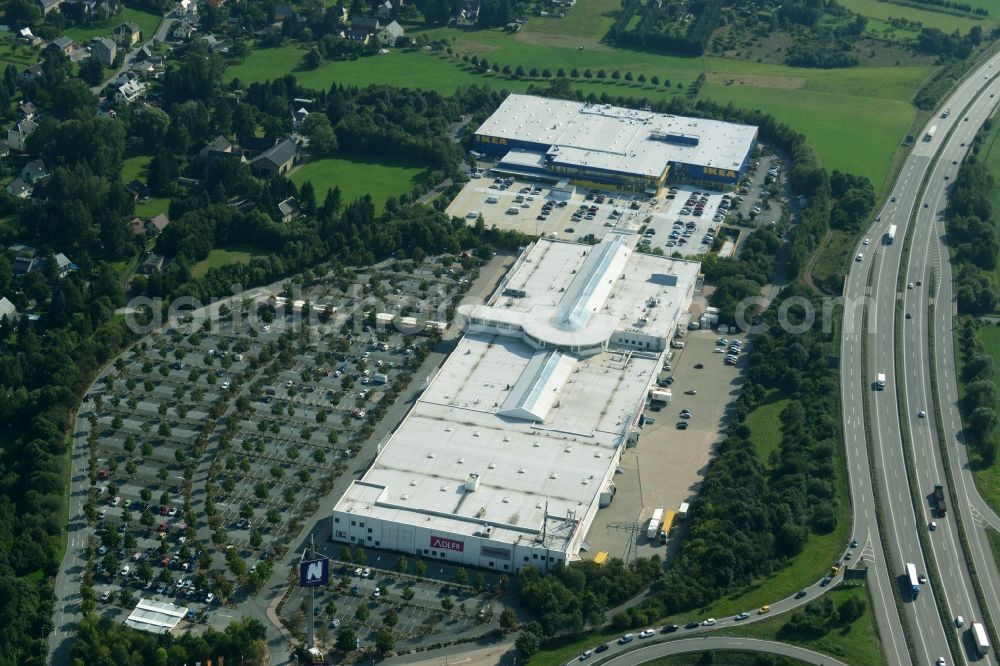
[465,472,480,492]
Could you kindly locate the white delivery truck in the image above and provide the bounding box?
[972,621,990,656]
[875,373,886,390]
[677,502,690,520]
[924,125,938,141]
[646,508,664,539]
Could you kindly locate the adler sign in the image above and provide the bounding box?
[430,535,464,552]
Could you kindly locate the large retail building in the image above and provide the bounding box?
[330,235,699,572]
[472,93,758,193]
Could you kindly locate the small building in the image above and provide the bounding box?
[146,213,169,234]
[20,63,43,83]
[342,29,370,44]
[22,159,49,184]
[124,179,151,201]
[115,79,146,105]
[46,36,74,55]
[0,297,18,322]
[129,217,145,236]
[114,20,141,46]
[292,107,309,129]
[199,135,235,162]
[140,253,165,274]
[250,138,297,177]
[17,101,38,121]
[37,0,63,16]
[7,118,38,152]
[351,15,380,34]
[376,0,392,19]
[277,196,299,222]
[17,27,42,46]
[5,178,32,199]
[125,599,188,635]
[91,37,117,67]
[377,20,403,46]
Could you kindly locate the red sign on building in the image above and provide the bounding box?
[430,535,464,552]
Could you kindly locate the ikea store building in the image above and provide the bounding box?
[473,94,758,194]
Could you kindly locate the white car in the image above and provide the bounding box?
[101,589,113,602]
[638,629,655,639]
[735,612,750,620]
[863,237,870,245]
[362,568,371,578]
[701,618,716,626]
[855,253,863,262]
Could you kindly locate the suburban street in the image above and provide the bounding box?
[843,49,1000,666]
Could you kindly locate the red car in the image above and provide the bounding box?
[160,506,169,516]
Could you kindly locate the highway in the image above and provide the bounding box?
[845,49,1000,666]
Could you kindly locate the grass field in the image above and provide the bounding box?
[121,153,151,184]
[520,0,621,43]
[838,0,992,33]
[744,391,789,468]
[190,244,264,278]
[809,229,860,291]
[0,37,40,70]
[973,323,1000,513]
[289,153,430,214]
[63,8,162,43]
[716,586,883,666]
[135,197,168,219]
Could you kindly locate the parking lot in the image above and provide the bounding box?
[582,323,749,562]
[281,559,504,652]
[78,255,483,626]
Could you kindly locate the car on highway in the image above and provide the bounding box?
[918,573,927,584]
[594,644,610,653]
[795,589,808,599]
[758,605,771,614]
[936,659,946,666]
[929,521,937,530]
[700,618,716,626]
[694,363,704,369]
[638,629,655,639]
[820,576,832,587]
[684,389,697,395]
[908,282,914,289]
[850,539,858,548]
[918,410,926,418]
[855,253,864,262]
[863,237,870,245]
[578,649,594,661]
[618,633,634,644]
[735,612,750,620]
[906,313,912,319]
[955,616,964,627]
[660,625,679,633]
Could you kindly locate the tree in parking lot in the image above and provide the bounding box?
[455,567,468,586]
[336,627,357,652]
[118,588,134,607]
[394,557,408,574]
[355,604,369,622]
[267,509,281,524]
[440,597,454,611]
[413,560,427,577]
[250,530,263,549]
[240,503,254,520]
[375,627,395,655]
[383,608,398,627]
[499,607,518,633]
[226,548,247,577]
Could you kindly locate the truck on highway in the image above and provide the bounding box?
[875,373,886,390]
[884,225,897,244]
[972,621,990,656]
[932,483,947,516]
[905,562,920,600]
[924,125,938,141]
[646,508,664,540]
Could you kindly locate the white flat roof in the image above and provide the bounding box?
[334,334,659,549]
[124,598,188,634]
[476,94,757,177]
[334,238,700,552]
[465,236,700,347]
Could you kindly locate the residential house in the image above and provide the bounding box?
[273,5,291,22]
[115,79,147,105]
[129,217,146,236]
[250,138,297,177]
[171,20,197,41]
[330,3,348,24]
[145,214,169,235]
[351,15,380,34]
[0,297,18,322]
[198,135,246,163]
[114,20,141,46]
[292,107,309,129]
[124,179,151,201]
[17,27,42,46]
[46,36,74,55]
[21,160,49,184]
[37,0,63,15]
[201,34,228,53]
[277,197,299,222]
[376,1,392,19]
[7,118,38,152]
[53,253,75,277]
[377,20,403,46]
[10,247,75,279]
[0,141,10,160]
[5,178,32,199]
[90,37,117,67]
